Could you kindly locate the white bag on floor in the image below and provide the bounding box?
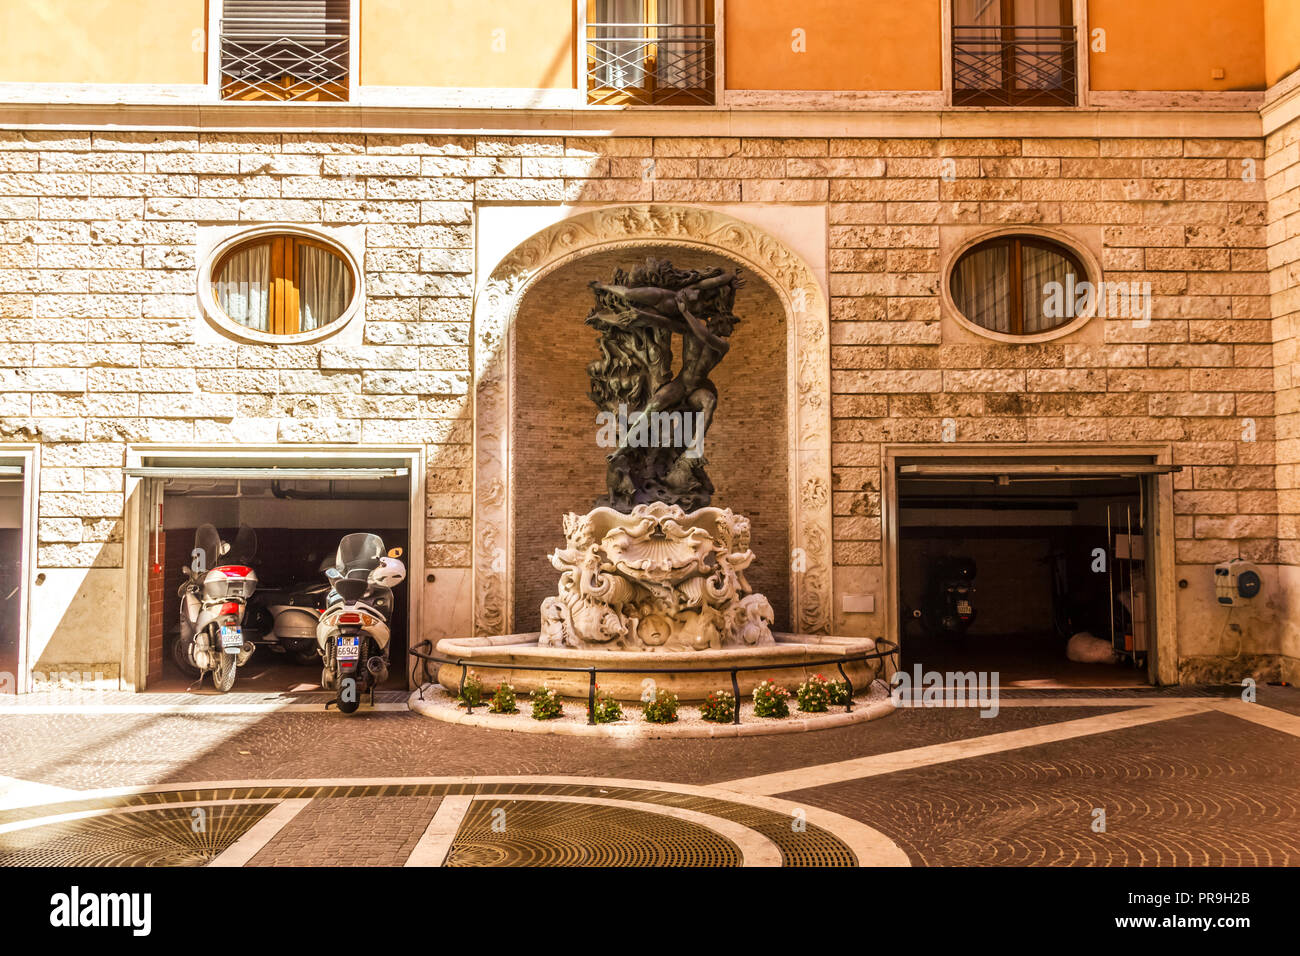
[1067,631,1120,664]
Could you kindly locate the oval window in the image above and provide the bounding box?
[949,235,1087,336]
[211,233,355,336]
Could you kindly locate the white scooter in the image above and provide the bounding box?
[175,523,258,692]
[316,533,405,714]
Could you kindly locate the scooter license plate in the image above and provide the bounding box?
[219,624,243,649]
[336,636,360,661]
[956,600,972,616]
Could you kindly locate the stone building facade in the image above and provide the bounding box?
[0,1,1297,691]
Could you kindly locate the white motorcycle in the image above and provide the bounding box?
[175,523,258,692]
[316,533,406,714]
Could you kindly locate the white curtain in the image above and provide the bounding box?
[1021,244,1076,332]
[216,243,270,331]
[657,0,709,90]
[951,244,1011,333]
[594,0,646,88]
[299,243,351,331]
[1014,0,1068,90]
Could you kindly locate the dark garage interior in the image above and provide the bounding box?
[898,471,1153,687]
[146,473,410,694]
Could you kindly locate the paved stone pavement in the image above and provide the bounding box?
[0,684,1296,866]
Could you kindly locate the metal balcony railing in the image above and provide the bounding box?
[586,21,716,106]
[952,24,1078,107]
[220,17,349,102]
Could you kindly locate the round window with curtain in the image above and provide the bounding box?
[949,235,1087,336]
[211,234,355,336]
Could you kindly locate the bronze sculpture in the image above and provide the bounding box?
[586,258,744,512]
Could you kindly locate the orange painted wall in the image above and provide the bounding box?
[1266,0,1300,85]
[726,0,942,91]
[361,0,575,89]
[1089,0,1265,91]
[0,0,205,85]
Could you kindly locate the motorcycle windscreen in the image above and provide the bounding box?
[193,523,222,575]
[336,533,384,573]
[226,523,258,565]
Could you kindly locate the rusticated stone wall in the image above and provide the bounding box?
[0,127,1287,679]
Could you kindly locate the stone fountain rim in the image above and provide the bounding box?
[435,631,877,664]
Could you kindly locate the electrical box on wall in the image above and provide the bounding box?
[1215,559,1262,605]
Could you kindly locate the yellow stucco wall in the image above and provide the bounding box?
[1089,0,1266,91]
[360,0,575,89]
[0,0,205,85]
[1266,0,1300,86]
[725,0,943,91]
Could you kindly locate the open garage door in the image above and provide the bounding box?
[129,451,419,694]
[892,455,1178,688]
[0,457,29,690]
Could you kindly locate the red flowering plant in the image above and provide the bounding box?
[588,685,624,724]
[700,689,736,723]
[752,678,790,718]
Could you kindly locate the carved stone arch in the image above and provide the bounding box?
[473,204,832,637]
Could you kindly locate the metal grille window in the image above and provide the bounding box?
[952,0,1077,106]
[220,0,350,102]
[586,0,716,106]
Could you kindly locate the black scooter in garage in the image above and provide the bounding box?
[913,555,978,638]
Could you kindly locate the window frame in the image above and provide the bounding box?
[948,0,1080,108]
[210,0,359,104]
[198,224,363,345]
[583,0,718,107]
[944,229,1098,344]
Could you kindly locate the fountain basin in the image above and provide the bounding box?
[433,632,882,703]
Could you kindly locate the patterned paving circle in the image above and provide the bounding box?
[0,779,879,867]
[447,799,741,866]
[0,803,275,867]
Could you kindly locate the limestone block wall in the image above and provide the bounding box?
[1267,112,1300,680]
[0,127,1288,681]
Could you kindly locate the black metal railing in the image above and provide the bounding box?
[586,21,715,106]
[952,24,1077,106]
[409,638,899,726]
[220,17,349,102]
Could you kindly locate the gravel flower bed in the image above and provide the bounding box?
[409,680,895,738]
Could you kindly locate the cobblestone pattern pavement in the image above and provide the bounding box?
[0,706,1124,791]
[787,709,1300,865]
[248,795,443,867]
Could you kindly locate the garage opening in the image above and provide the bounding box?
[896,458,1171,688]
[0,460,25,686]
[132,456,414,695]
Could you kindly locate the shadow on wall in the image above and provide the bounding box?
[510,244,791,633]
[28,521,127,689]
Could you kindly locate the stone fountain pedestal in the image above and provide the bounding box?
[436,503,880,702]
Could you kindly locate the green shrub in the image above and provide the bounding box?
[530,685,563,720]
[752,678,790,718]
[489,681,518,714]
[643,688,679,724]
[796,674,831,713]
[589,687,624,724]
[700,689,736,723]
[457,670,485,708]
[827,679,851,707]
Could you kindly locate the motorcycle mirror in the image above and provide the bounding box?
[388,547,403,558]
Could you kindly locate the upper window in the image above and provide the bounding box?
[949,235,1086,337]
[220,0,350,102]
[211,232,356,338]
[952,0,1077,106]
[586,1,716,106]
